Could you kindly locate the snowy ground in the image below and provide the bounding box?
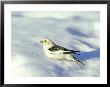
[11,11,100,77]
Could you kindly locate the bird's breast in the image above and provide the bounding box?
[43,49,66,60]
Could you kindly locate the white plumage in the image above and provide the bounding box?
[40,38,84,65]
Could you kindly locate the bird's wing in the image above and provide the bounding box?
[48,45,78,54]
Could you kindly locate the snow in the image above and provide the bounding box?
[11,11,100,77]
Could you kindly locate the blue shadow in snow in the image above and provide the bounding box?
[71,16,84,21]
[74,48,100,61]
[51,64,66,77]
[11,11,23,17]
[66,27,91,37]
[77,39,97,49]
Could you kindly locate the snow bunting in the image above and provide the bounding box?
[40,38,84,65]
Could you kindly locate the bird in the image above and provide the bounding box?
[40,38,84,66]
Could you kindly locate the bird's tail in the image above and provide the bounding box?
[72,50,81,55]
[74,51,80,52]
[72,55,84,66]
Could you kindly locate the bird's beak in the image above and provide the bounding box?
[40,40,43,43]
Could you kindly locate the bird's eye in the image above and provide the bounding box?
[44,40,47,42]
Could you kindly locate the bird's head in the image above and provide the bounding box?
[40,38,55,48]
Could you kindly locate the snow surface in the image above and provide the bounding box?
[11,11,100,77]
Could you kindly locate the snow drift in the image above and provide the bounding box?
[11,11,100,77]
